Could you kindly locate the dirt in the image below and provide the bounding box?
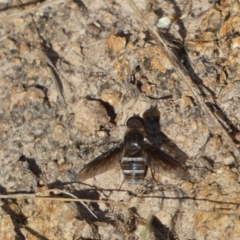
[1,0,240,239]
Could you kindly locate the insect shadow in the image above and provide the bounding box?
[150,215,177,240]
[72,188,114,224]
[18,155,42,179]
[143,106,189,166]
[2,199,49,240]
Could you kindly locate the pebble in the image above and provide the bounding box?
[231,36,240,49]
[223,154,235,165]
[73,98,109,134]
[138,46,172,73]
[100,89,122,105]
[106,33,126,53]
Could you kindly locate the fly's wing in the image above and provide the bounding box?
[144,142,189,180]
[76,143,124,181]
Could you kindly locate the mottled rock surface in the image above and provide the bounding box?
[1,0,240,239]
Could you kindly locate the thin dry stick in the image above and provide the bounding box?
[37,49,67,104]
[0,189,97,219]
[49,189,98,219]
[0,32,15,42]
[41,189,98,219]
[126,0,240,161]
[0,0,69,104]
[1,190,240,217]
[0,0,68,24]
[21,2,70,106]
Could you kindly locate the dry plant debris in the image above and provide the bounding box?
[1,0,240,239]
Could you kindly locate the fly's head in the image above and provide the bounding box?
[126,115,145,130]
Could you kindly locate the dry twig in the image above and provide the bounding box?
[126,0,240,161]
[1,188,240,217]
[0,0,68,24]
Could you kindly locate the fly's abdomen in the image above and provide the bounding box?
[121,157,148,184]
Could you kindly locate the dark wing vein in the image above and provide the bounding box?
[76,143,124,181]
[144,142,189,179]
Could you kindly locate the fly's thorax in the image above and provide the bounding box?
[121,157,148,184]
[124,129,145,156]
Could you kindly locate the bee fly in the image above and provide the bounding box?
[76,116,188,184]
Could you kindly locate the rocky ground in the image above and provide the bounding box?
[1,0,240,239]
